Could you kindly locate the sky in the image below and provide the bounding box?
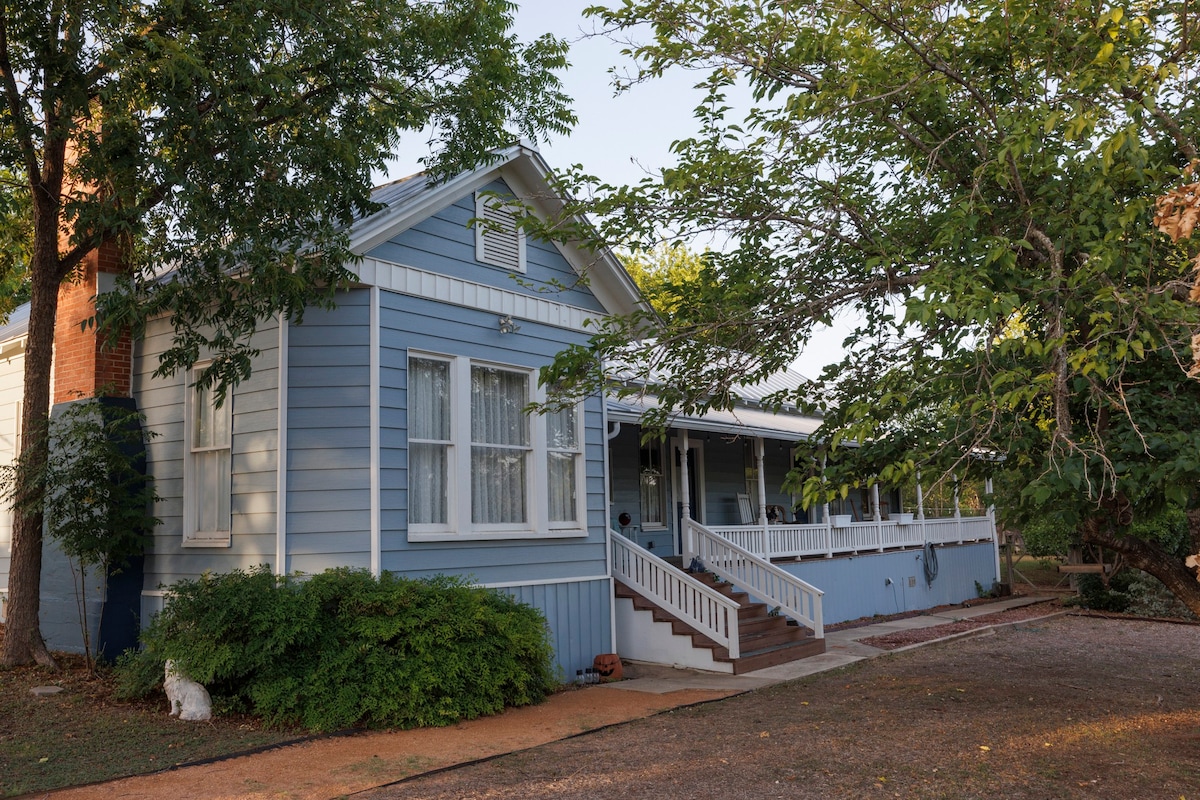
[393,0,854,379]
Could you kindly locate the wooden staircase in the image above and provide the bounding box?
[614,571,826,674]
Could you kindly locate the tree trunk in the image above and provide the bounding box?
[1081,516,1200,618]
[0,198,63,668]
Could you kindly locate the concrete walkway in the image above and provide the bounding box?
[608,594,1059,694]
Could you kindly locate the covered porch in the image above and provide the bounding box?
[606,398,997,564]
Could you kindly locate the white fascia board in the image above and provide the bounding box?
[500,151,650,320]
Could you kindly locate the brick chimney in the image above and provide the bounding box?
[53,239,132,403]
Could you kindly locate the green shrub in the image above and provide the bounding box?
[116,566,555,731]
[1018,516,1074,558]
[1124,572,1197,620]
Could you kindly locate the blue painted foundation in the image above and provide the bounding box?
[779,542,998,625]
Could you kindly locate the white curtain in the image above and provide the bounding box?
[471,366,528,524]
[409,358,450,524]
[546,406,578,522]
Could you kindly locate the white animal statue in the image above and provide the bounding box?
[164,659,213,722]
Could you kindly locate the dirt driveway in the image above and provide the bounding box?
[358,614,1200,800]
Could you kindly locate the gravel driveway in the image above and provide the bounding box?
[357,614,1200,800]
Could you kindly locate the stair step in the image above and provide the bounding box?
[724,637,827,674]
[614,575,825,674]
[741,625,809,650]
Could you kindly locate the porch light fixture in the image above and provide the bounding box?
[497,314,520,334]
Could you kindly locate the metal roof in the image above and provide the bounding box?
[0,303,30,344]
[607,392,823,441]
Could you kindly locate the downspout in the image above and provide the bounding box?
[369,287,381,578]
[275,313,289,576]
[602,395,617,655]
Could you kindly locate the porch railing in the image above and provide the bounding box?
[684,520,824,639]
[611,530,742,658]
[708,514,994,561]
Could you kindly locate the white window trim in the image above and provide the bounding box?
[474,191,527,273]
[182,364,232,548]
[408,351,586,542]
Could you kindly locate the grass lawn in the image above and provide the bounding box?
[0,633,299,798]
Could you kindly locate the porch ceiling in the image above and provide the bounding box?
[607,394,823,442]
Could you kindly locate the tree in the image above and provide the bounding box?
[0,0,573,666]
[540,0,1200,613]
[620,243,709,315]
[1,398,160,669]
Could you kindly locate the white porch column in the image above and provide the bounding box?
[821,455,832,558]
[916,470,926,546]
[953,473,963,544]
[679,429,693,561]
[916,471,925,520]
[872,482,883,551]
[755,437,770,558]
[986,476,1001,582]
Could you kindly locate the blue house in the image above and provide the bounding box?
[0,145,1000,678]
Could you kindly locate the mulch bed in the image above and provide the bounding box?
[857,600,1066,650]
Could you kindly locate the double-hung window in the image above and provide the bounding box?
[408,352,584,540]
[184,368,232,546]
[639,441,667,529]
[546,404,582,525]
[469,364,530,527]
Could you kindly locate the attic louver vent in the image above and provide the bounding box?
[475,192,526,272]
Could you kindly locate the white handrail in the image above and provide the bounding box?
[610,530,742,658]
[686,520,824,638]
[709,515,994,561]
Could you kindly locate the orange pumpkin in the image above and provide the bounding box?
[592,653,622,682]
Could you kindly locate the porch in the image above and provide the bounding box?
[709,514,995,561]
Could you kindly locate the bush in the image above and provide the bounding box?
[116,567,556,731]
[1074,573,1132,613]
[1125,572,1198,620]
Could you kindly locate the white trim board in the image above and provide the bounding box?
[353,256,604,332]
[480,575,611,590]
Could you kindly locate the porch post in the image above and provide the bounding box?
[872,482,883,551]
[916,471,925,520]
[755,437,769,557]
[822,455,833,558]
[916,469,926,546]
[986,476,1001,582]
[680,429,693,561]
[953,473,963,544]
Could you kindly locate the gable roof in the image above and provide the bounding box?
[348,144,649,319]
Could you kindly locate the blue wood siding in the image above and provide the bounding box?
[285,291,372,575]
[778,543,998,624]
[375,289,608,588]
[500,578,612,680]
[365,180,606,314]
[134,316,281,588]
